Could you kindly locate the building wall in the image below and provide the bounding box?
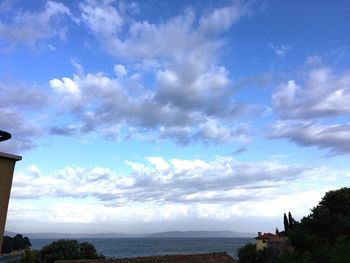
[0,153,21,253]
[256,239,268,251]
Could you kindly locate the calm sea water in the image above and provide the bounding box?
[30,238,254,260]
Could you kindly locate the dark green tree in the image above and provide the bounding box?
[1,234,31,254]
[238,243,257,263]
[238,243,268,263]
[283,213,289,232]
[24,239,104,263]
[282,187,350,262]
[288,212,294,230]
[275,227,280,236]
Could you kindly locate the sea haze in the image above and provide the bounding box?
[5,230,255,239]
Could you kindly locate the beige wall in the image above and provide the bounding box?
[0,153,21,253]
[256,239,268,251]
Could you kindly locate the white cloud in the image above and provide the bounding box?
[269,43,290,58]
[113,64,127,77]
[80,0,124,39]
[0,81,47,153]
[7,158,348,229]
[199,2,249,35]
[146,157,170,171]
[273,65,350,119]
[50,77,80,96]
[270,60,350,154]
[11,157,340,205]
[0,1,72,46]
[42,1,261,145]
[269,121,350,155]
[49,67,253,144]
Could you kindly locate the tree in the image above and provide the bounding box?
[238,243,257,263]
[283,187,350,262]
[23,239,104,263]
[1,234,31,254]
[275,227,280,236]
[36,239,103,263]
[238,243,268,263]
[288,212,294,230]
[283,213,289,232]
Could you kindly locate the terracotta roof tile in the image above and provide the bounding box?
[255,233,275,239]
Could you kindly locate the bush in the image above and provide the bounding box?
[17,239,104,263]
[238,243,268,263]
[281,187,350,262]
[1,234,31,254]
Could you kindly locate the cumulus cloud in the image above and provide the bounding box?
[0,109,43,153]
[113,64,127,77]
[41,1,262,145]
[0,1,72,47]
[48,65,254,144]
[269,121,350,155]
[12,156,322,204]
[8,157,348,227]
[80,0,124,40]
[80,0,249,60]
[270,61,350,155]
[272,66,350,119]
[0,81,47,153]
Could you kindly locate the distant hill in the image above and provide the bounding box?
[4,231,17,237]
[144,231,255,238]
[5,230,254,239]
[14,232,142,239]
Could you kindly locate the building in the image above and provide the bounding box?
[255,232,275,251]
[255,232,292,263]
[0,131,22,253]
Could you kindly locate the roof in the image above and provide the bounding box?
[268,236,289,243]
[255,233,275,240]
[55,252,237,263]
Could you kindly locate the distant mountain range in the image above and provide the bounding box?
[5,230,255,239]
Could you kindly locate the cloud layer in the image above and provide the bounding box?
[9,156,347,227]
[0,1,72,47]
[11,156,330,204]
[271,61,350,154]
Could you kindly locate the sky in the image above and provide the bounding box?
[1,0,350,234]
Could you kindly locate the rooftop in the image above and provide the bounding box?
[55,252,237,263]
[255,233,275,240]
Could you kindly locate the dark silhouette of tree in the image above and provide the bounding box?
[281,187,350,262]
[19,239,104,263]
[1,234,31,254]
[37,239,103,263]
[238,243,268,263]
[283,213,289,232]
[288,212,294,229]
[275,227,280,236]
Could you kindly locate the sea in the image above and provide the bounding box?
[1,237,254,262]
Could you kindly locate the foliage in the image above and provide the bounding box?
[281,187,350,262]
[238,188,350,262]
[238,243,256,263]
[17,239,104,263]
[283,213,289,232]
[238,243,268,263]
[18,247,37,263]
[283,212,296,233]
[1,234,31,254]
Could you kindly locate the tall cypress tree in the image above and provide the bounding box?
[275,227,280,236]
[288,212,294,229]
[283,213,289,232]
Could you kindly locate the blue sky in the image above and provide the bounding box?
[1,0,350,234]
